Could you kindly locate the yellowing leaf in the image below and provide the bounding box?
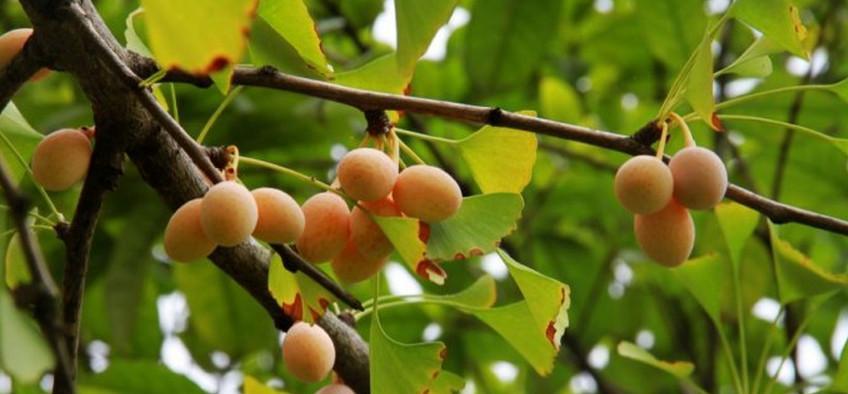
[374,216,426,271]
[268,254,334,323]
[498,250,569,351]
[767,221,848,304]
[258,0,332,78]
[732,0,809,59]
[471,302,558,375]
[371,293,446,394]
[141,0,257,75]
[243,376,289,394]
[395,0,459,76]
[336,54,408,94]
[685,37,721,131]
[458,112,538,193]
[427,193,524,261]
[617,341,694,378]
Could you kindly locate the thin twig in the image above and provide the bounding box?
[141,65,848,236]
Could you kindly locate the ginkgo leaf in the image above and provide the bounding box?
[732,0,809,59]
[715,202,760,267]
[268,254,334,323]
[428,370,466,394]
[716,36,782,78]
[374,216,426,271]
[0,102,43,180]
[498,250,569,351]
[4,232,31,289]
[685,36,721,131]
[442,275,497,309]
[427,193,524,261]
[395,0,458,76]
[243,376,289,394]
[671,253,727,323]
[834,341,848,392]
[0,290,54,383]
[124,8,152,58]
[258,0,332,78]
[371,293,446,394]
[457,112,538,193]
[140,0,257,75]
[470,301,558,375]
[617,341,694,378]
[767,221,848,304]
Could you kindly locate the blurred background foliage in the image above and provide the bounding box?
[0,0,846,393]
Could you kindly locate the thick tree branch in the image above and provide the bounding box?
[0,158,75,393]
[138,64,848,236]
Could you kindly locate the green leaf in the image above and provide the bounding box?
[336,54,408,94]
[457,113,538,193]
[685,36,721,131]
[243,375,289,394]
[539,77,583,123]
[427,193,524,261]
[0,290,54,383]
[464,0,561,93]
[715,201,760,266]
[249,17,327,80]
[732,0,809,59]
[174,261,276,359]
[471,302,557,375]
[79,359,204,394]
[5,232,31,289]
[498,250,570,352]
[374,215,426,272]
[268,254,334,323]
[634,0,706,68]
[395,0,458,76]
[371,297,446,394]
[124,8,152,57]
[834,340,848,392]
[671,253,727,323]
[715,37,782,78]
[140,0,257,74]
[428,370,466,394]
[826,78,848,105]
[617,341,694,378]
[258,0,332,78]
[442,275,497,309]
[0,102,42,180]
[767,221,848,304]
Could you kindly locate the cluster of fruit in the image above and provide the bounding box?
[614,134,727,266]
[281,321,354,393]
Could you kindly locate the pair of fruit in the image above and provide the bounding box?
[298,147,461,284]
[614,146,728,266]
[164,182,304,262]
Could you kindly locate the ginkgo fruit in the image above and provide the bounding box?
[393,165,462,223]
[200,181,258,247]
[252,187,304,244]
[31,128,92,191]
[282,322,336,383]
[634,200,694,267]
[164,199,216,262]
[337,148,398,201]
[614,155,673,214]
[0,29,49,80]
[330,240,388,284]
[315,384,355,394]
[296,192,350,263]
[350,197,401,260]
[669,147,728,210]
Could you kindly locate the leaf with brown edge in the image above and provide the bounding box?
[426,193,524,262]
[268,254,334,323]
[498,250,570,351]
[140,0,258,75]
[732,0,809,59]
[414,259,447,285]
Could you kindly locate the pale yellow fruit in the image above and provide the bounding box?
[0,29,49,80]
[251,187,304,244]
[669,147,728,210]
[330,239,388,284]
[392,165,462,223]
[350,197,401,260]
[315,384,355,394]
[614,155,673,214]
[31,128,92,191]
[163,199,216,262]
[296,192,350,263]
[200,181,258,246]
[282,322,336,383]
[337,148,398,202]
[634,200,695,267]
